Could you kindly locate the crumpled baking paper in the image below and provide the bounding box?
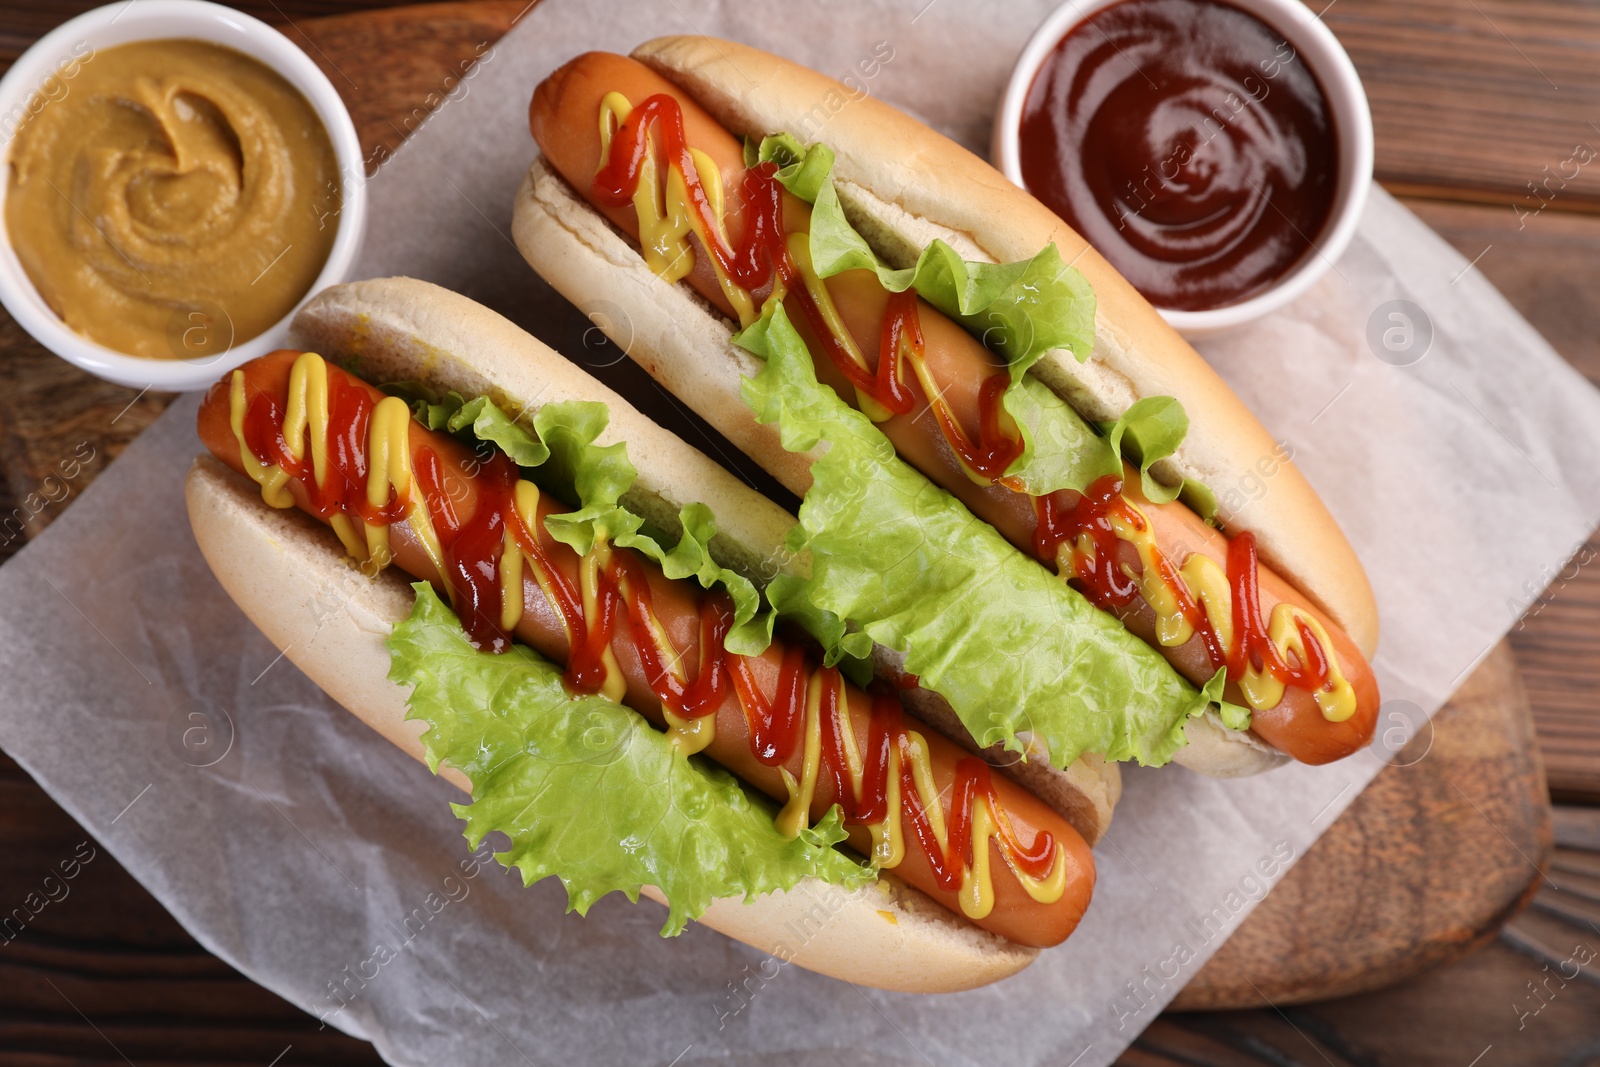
[2,2,1599,1065]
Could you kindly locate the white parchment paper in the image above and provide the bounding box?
[3,2,1600,1064]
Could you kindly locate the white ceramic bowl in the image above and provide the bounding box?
[993,0,1372,338]
[0,0,367,390]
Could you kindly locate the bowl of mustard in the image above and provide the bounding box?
[0,0,367,391]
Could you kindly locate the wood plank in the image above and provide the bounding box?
[0,0,453,69]
[1174,640,1548,1008]
[1129,939,1600,1067]
[0,0,1585,1060]
[0,2,534,569]
[0,4,520,1063]
[269,1,532,180]
[0,751,381,1065]
[1328,0,1600,212]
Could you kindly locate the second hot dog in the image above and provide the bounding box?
[198,348,1094,947]
[524,49,1378,766]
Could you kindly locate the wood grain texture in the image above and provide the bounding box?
[0,2,535,568]
[1174,641,1549,1009]
[0,6,522,1063]
[1406,199,1600,804]
[0,749,382,1065]
[0,317,170,557]
[1130,938,1600,1067]
[0,0,1590,1063]
[1326,0,1600,213]
[272,1,534,177]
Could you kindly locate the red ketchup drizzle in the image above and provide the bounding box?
[1226,532,1330,693]
[239,359,1057,891]
[819,676,896,825]
[883,291,1024,482]
[727,645,808,766]
[591,94,1023,486]
[902,755,1057,889]
[1034,477,1138,608]
[612,552,731,719]
[1036,475,1228,669]
[243,378,406,528]
[588,86,1347,722]
[430,452,516,652]
[1036,489,1334,698]
[566,562,1058,883]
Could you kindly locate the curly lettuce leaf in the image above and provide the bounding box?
[744,132,833,202]
[750,135,1111,500]
[751,134,1226,518]
[1200,666,1253,731]
[388,583,870,936]
[387,383,551,468]
[764,571,875,688]
[738,303,1207,767]
[750,134,1095,370]
[530,401,773,656]
[387,390,772,656]
[1100,397,1217,519]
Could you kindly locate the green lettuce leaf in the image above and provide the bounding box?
[737,303,1207,767]
[387,390,772,656]
[744,132,833,202]
[1099,397,1217,519]
[750,135,1112,499]
[388,584,870,935]
[1200,666,1253,731]
[529,401,773,656]
[386,383,550,468]
[751,135,1229,514]
[764,571,875,688]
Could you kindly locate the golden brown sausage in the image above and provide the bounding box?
[199,350,1095,947]
[528,52,1379,765]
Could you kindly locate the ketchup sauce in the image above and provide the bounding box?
[1018,0,1338,310]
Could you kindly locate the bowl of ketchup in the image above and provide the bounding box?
[993,0,1373,337]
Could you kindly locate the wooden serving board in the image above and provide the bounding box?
[0,0,1576,1038]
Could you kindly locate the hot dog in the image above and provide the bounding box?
[185,277,1116,992]
[513,41,1382,772]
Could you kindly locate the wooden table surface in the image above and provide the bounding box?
[2,1,1599,1064]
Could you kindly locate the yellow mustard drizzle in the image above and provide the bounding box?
[575,540,628,705]
[595,95,1360,731]
[229,369,293,509]
[1181,552,1235,656]
[724,664,1069,916]
[228,353,446,579]
[362,368,438,573]
[237,349,1066,914]
[1109,507,1192,649]
[895,730,1067,921]
[1242,606,1358,723]
[869,744,906,868]
[231,354,641,708]
[1075,496,1356,722]
[657,604,718,756]
[595,94,1070,909]
[598,92,1004,490]
[774,670,826,839]
[784,228,1003,489]
[277,354,364,561]
[599,91,758,326]
[498,482,533,633]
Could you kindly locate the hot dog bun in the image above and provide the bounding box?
[631,35,1378,661]
[291,277,1121,823]
[185,276,1117,991]
[511,40,1378,777]
[515,155,1289,780]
